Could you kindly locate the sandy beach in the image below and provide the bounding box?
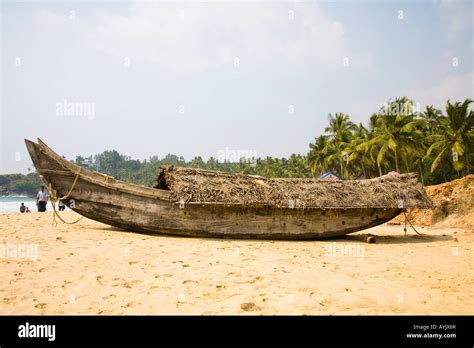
[1,211,472,315]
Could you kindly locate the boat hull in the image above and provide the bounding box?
[25,139,402,240]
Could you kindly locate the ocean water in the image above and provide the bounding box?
[0,196,58,214]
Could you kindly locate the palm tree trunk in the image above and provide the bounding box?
[404,158,411,172]
[339,160,344,178]
[466,152,470,174]
[419,164,424,185]
[360,159,367,178]
[394,150,400,173]
[377,163,382,177]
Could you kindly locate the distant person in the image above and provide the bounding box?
[19,202,26,213]
[36,185,48,212]
[25,207,31,213]
[58,201,66,211]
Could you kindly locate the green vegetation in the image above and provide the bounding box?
[0,173,42,197]
[309,97,473,184]
[1,97,472,196]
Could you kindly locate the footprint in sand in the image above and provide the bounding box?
[240,302,262,312]
[121,302,136,308]
[3,297,16,304]
[182,280,198,284]
[122,282,133,289]
[249,276,264,284]
[102,294,117,300]
[278,267,291,273]
[35,303,47,309]
[319,299,332,307]
[120,280,142,289]
[61,281,72,289]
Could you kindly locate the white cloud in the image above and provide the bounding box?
[347,71,473,120]
[32,2,352,74]
[33,9,68,27]
[440,0,473,38]
[409,70,473,110]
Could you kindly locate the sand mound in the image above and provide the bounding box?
[390,175,474,228]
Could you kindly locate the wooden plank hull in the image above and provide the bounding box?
[25,139,402,240]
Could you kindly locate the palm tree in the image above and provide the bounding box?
[424,99,473,174]
[362,114,384,176]
[421,105,444,134]
[288,154,310,177]
[361,97,424,174]
[323,113,355,178]
[342,123,369,178]
[307,135,329,177]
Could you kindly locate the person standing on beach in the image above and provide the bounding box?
[58,200,65,211]
[36,185,48,212]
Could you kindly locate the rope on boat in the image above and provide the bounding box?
[49,168,83,226]
[403,209,431,239]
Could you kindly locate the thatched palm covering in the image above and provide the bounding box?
[156,166,434,209]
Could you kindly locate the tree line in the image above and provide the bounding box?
[0,173,42,197]
[1,96,472,196]
[308,97,473,184]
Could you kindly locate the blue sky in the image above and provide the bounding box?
[1,0,473,173]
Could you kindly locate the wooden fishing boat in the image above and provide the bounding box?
[25,138,434,240]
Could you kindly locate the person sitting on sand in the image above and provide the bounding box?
[19,203,26,213]
[25,207,31,213]
[36,185,49,212]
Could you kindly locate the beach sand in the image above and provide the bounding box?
[1,211,472,315]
